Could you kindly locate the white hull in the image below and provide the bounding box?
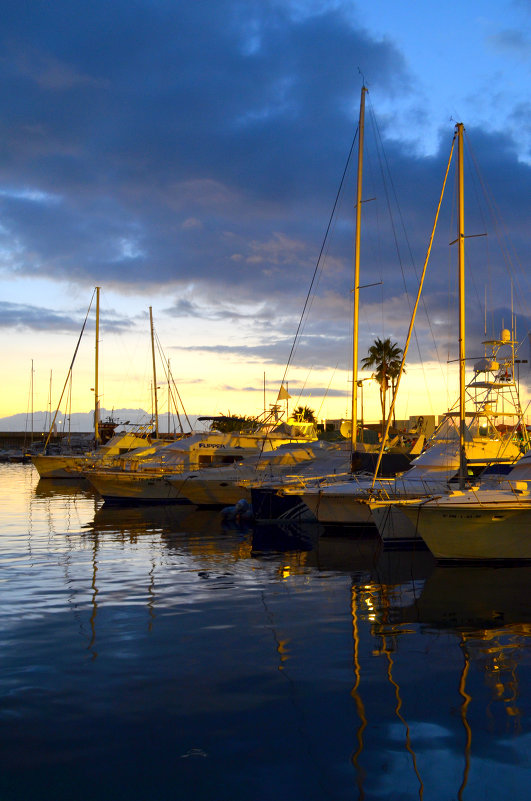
[294,475,449,527]
[31,454,86,479]
[402,500,531,560]
[31,433,154,479]
[370,503,424,546]
[296,489,375,526]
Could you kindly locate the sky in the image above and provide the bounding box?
[1,0,530,428]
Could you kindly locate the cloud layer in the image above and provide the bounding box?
[1,0,529,382]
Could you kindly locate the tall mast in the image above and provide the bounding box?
[30,359,34,445]
[350,86,367,457]
[456,123,467,489]
[149,306,159,437]
[94,286,100,445]
[46,370,52,433]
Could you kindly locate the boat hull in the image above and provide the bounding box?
[402,502,531,560]
[87,471,191,503]
[370,503,425,547]
[176,475,252,507]
[31,454,86,479]
[295,489,375,526]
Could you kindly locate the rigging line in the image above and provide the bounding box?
[371,132,457,487]
[293,367,313,409]
[279,126,360,388]
[465,131,531,318]
[368,102,445,407]
[461,136,492,332]
[367,104,413,315]
[43,289,97,450]
[358,108,385,336]
[283,154,351,373]
[316,363,339,419]
[370,103,446,385]
[288,202,344,368]
[169,366,192,432]
[153,330,192,430]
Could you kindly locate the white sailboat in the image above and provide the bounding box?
[369,123,531,555]
[31,288,156,478]
[280,122,528,529]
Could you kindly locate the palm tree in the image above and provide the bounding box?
[361,338,404,432]
[292,405,316,423]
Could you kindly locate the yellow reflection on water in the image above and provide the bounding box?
[457,644,472,801]
[350,584,367,799]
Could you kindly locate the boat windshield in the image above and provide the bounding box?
[466,416,503,440]
[431,414,506,443]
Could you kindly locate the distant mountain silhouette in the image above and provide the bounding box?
[0,408,199,433]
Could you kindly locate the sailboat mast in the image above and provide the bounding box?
[351,86,367,456]
[94,286,100,445]
[167,357,171,435]
[149,306,159,437]
[30,359,34,445]
[456,123,467,489]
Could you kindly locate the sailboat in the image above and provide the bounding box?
[282,122,529,529]
[31,288,153,478]
[393,425,531,560]
[368,123,531,555]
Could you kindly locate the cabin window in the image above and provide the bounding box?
[468,418,499,440]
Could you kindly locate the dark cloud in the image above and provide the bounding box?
[165,296,273,323]
[487,28,530,59]
[0,300,132,334]
[173,329,352,373]
[217,382,349,399]
[0,0,529,378]
[0,301,83,332]
[0,0,410,290]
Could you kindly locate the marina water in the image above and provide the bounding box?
[1,463,530,800]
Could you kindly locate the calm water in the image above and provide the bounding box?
[0,464,530,800]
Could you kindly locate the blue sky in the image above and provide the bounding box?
[1,0,530,422]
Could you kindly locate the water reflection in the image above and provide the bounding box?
[0,465,530,801]
[34,476,94,499]
[416,564,531,628]
[364,561,531,799]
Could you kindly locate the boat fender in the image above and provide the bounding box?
[221,498,253,523]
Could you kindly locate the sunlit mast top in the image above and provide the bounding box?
[456,123,467,489]
[350,86,367,457]
[94,286,100,445]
